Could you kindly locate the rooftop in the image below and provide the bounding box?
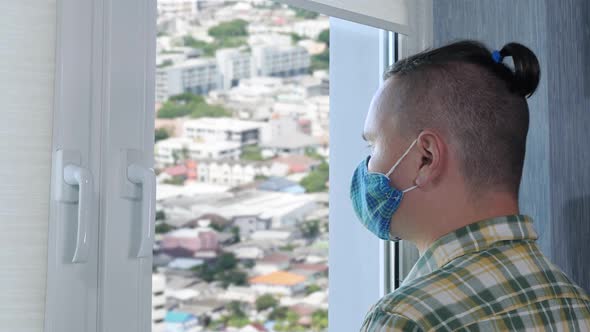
[184,117,262,132]
[249,271,306,286]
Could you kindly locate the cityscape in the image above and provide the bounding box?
[152,1,329,331]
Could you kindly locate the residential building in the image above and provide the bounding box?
[183,117,261,147]
[292,19,330,39]
[216,48,255,90]
[167,258,205,271]
[155,137,242,167]
[152,274,167,332]
[161,227,219,258]
[273,154,321,174]
[249,271,307,296]
[188,190,318,229]
[156,58,221,103]
[260,133,317,157]
[233,215,272,240]
[260,115,318,157]
[257,177,305,194]
[195,159,288,187]
[252,45,310,77]
[157,0,197,18]
[254,253,292,275]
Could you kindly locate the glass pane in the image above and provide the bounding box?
[152,2,329,331]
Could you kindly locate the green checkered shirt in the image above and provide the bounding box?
[361,214,590,331]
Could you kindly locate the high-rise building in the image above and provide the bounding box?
[216,48,255,90]
[252,45,311,78]
[156,58,221,103]
[157,0,197,18]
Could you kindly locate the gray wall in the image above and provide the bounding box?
[433,0,589,292]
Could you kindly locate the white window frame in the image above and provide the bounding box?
[45,0,432,331]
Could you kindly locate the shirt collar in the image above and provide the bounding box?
[403,214,538,284]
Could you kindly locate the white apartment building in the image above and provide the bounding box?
[156,58,221,103]
[155,137,242,167]
[152,274,166,332]
[183,117,261,146]
[252,45,310,77]
[292,19,330,39]
[156,0,197,18]
[216,48,255,90]
[196,159,288,186]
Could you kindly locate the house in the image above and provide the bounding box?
[249,271,307,296]
[183,117,261,147]
[290,263,329,281]
[164,311,200,332]
[155,137,242,167]
[273,154,321,174]
[196,159,288,187]
[161,227,219,258]
[257,176,305,194]
[233,215,272,240]
[167,258,204,271]
[254,253,291,275]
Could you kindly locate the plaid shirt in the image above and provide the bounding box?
[360,214,590,331]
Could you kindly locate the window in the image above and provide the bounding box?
[152,3,329,331]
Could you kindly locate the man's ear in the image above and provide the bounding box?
[414,130,444,188]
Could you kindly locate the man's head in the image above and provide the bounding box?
[362,40,541,250]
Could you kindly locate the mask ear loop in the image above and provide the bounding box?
[385,138,420,193]
[385,138,418,177]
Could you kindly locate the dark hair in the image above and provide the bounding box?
[383,40,541,197]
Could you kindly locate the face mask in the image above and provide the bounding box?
[350,138,419,241]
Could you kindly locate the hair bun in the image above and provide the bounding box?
[499,42,540,98]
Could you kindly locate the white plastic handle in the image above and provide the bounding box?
[127,164,156,258]
[64,164,93,263]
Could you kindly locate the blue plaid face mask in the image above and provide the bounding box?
[350,139,419,241]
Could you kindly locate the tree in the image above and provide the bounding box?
[155,222,173,234]
[311,49,329,72]
[305,284,322,295]
[256,294,278,311]
[299,219,320,239]
[157,59,173,68]
[225,301,249,327]
[208,19,249,38]
[240,145,264,161]
[231,226,241,243]
[290,33,303,43]
[311,310,328,331]
[300,161,329,192]
[157,92,230,119]
[163,175,184,185]
[155,128,170,142]
[217,252,238,270]
[291,6,319,19]
[220,269,247,289]
[155,210,166,221]
[269,306,288,321]
[317,29,329,46]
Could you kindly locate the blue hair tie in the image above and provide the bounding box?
[492,50,503,63]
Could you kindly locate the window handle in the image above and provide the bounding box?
[63,164,94,263]
[127,164,156,258]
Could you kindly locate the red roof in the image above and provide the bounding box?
[164,164,187,177]
[274,155,320,174]
[249,323,267,332]
[290,263,328,273]
[260,253,291,264]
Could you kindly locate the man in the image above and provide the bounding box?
[350,40,590,331]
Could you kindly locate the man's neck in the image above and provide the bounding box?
[413,193,520,255]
